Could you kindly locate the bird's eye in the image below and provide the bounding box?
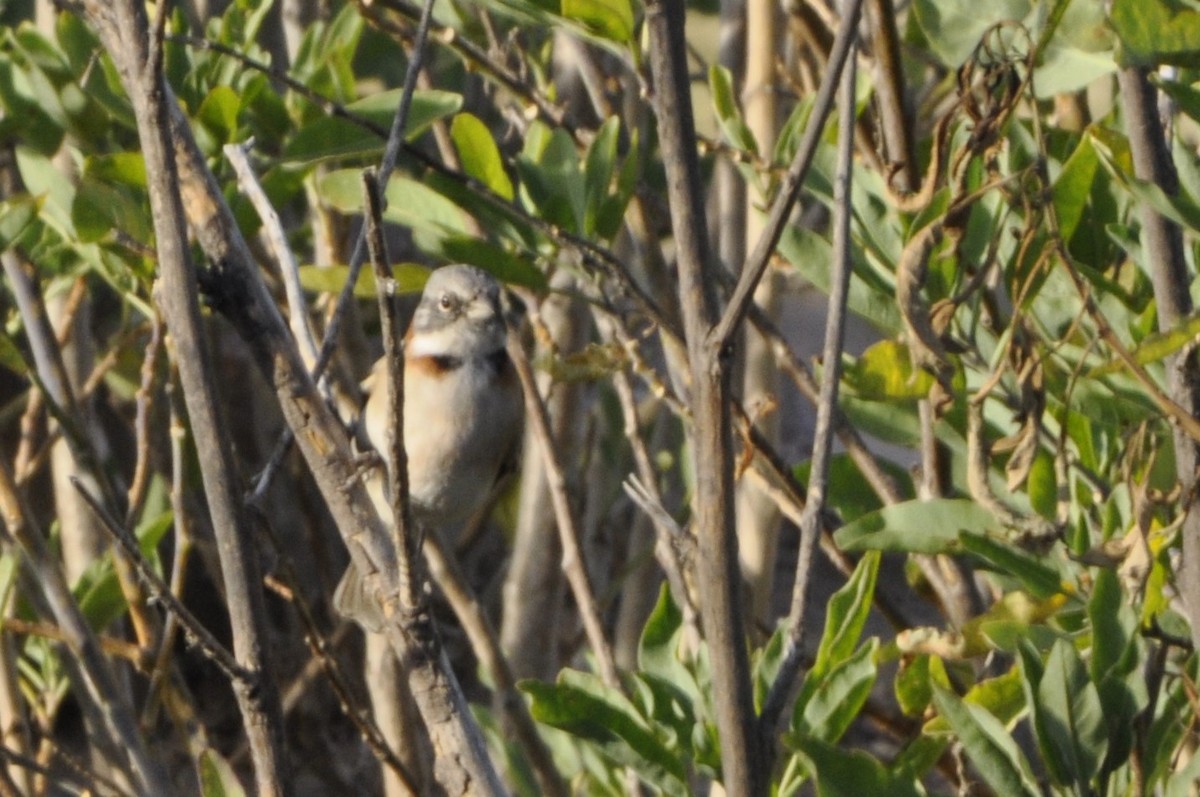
[438,293,456,312]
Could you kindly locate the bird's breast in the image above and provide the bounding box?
[401,351,522,526]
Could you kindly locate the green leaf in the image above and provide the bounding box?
[844,340,935,401]
[0,196,39,252]
[196,85,240,143]
[958,533,1065,599]
[932,685,1039,797]
[84,152,147,188]
[451,112,514,201]
[319,170,473,236]
[1111,0,1200,67]
[1088,568,1128,682]
[523,670,688,795]
[0,333,28,375]
[1052,133,1099,244]
[284,89,462,164]
[1090,310,1200,377]
[834,499,999,554]
[1036,638,1108,791]
[793,735,923,797]
[810,551,879,677]
[895,654,933,717]
[1088,568,1146,777]
[198,747,247,797]
[516,124,585,234]
[709,65,758,155]
[638,584,686,684]
[777,226,903,335]
[793,639,878,743]
[296,263,430,298]
[72,178,152,245]
[913,0,1031,68]
[583,116,620,237]
[793,454,903,524]
[561,0,634,42]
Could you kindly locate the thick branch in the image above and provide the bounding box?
[93,3,290,794]
[645,0,764,793]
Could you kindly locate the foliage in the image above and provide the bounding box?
[0,0,1198,794]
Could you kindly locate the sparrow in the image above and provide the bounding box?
[335,264,524,631]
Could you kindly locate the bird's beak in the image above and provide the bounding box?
[466,294,500,322]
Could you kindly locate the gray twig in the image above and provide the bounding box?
[710,0,865,351]
[69,477,251,685]
[760,22,859,736]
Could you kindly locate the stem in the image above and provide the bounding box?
[710,0,865,351]
[104,0,290,790]
[760,34,858,735]
[1117,65,1200,644]
[645,0,764,792]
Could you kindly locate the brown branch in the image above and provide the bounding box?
[645,0,765,792]
[760,38,857,735]
[865,0,916,192]
[421,536,569,797]
[507,331,621,688]
[86,2,290,793]
[361,169,420,617]
[1116,65,1200,644]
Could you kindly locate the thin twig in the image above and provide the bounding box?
[140,384,192,727]
[761,30,857,735]
[507,331,621,688]
[361,168,419,615]
[309,0,437,386]
[123,316,164,530]
[225,142,320,366]
[69,477,252,686]
[711,0,865,351]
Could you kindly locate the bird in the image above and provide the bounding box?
[334,264,524,631]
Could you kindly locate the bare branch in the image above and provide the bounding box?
[645,0,764,790]
[225,143,320,367]
[710,0,865,351]
[0,460,169,796]
[760,39,856,733]
[507,331,621,688]
[361,168,420,616]
[84,2,291,792]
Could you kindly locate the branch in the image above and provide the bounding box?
[760,33,858,735]
[507,332,621,688]
[645,0,764,792]
[225,143,320,366]
[361,169,420,616]
[1116,65,1200,643]
[90,3,290,793]
[710,0,865,351]
[309,0,438,386]
[92,6,508,789]
[0,460,170,796]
